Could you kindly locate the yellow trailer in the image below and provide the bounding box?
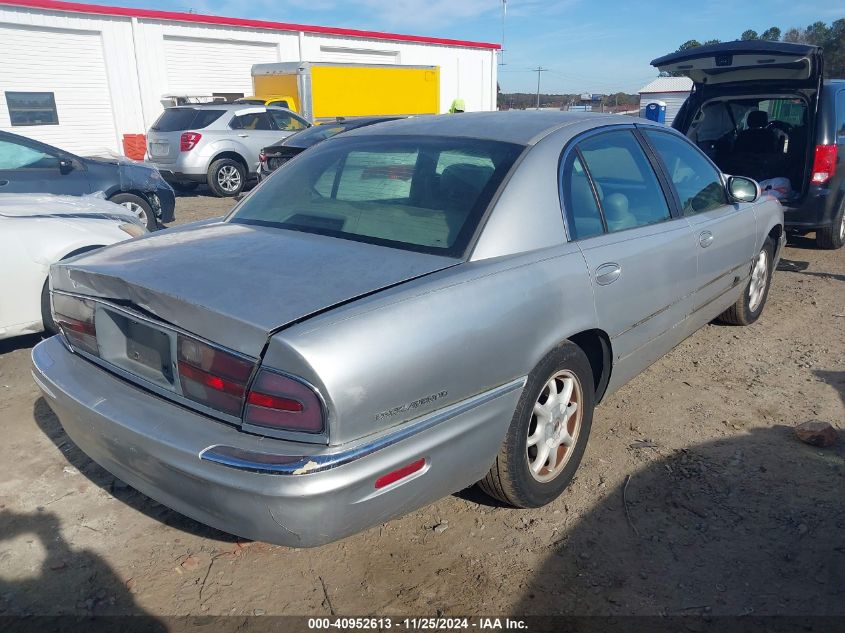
[251,62,440,122]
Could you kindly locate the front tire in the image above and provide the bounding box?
[479,341,595,508]
[207,159,245,197]
[816,201,845,250]
[109,193,156,231]
[718,237,774,325]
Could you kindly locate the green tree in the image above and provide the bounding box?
[782,27,803,43]
[760,27,781,41]
[741,29,759,40]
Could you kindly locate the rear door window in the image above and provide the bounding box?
[562,153,604,240]
[576,130,671,233]
[644,130,728,216]
[151,108,224,131]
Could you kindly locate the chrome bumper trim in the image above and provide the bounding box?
[199,376,527,475]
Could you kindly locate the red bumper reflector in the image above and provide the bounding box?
[375,458,426,489]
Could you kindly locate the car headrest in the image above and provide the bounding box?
[603,193,629,221]
[440,163,494,207]
[747,110,768,129]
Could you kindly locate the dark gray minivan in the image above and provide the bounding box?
[653,41,844,249]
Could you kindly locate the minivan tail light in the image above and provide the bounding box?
[811,144,838,184]
[244,369,323,433]
[52,293,99,357]
[176,335,254,417]
[180,132,202,152]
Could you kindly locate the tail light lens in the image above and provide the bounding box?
[258,150,267,163]
[811,144,838,184]
[52,293,99,357]
[180,132,202,152]
[244,369,324,433]
[177,336,254,417]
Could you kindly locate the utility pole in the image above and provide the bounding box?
[534,66,548,109]
[499,0,507,66]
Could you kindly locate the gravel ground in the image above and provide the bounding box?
[0,194,843,620]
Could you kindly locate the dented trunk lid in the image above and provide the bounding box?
[51,221,458,357]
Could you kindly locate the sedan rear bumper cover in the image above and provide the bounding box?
[31,336,523,547]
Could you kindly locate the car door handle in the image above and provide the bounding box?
[238,134,249,138]
[0,180,8,187]
[595,262,622,285]
[699,230,714,248]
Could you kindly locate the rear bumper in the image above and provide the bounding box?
[31,336,522,547]
[783,187,842,231]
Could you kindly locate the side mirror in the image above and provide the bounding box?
[727,175,760,203]
[58,158,75,175]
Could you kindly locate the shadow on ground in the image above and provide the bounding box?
[516,427,845,617]
[0,509,166,626]
[0,334,43,356]
[32,397,238,543]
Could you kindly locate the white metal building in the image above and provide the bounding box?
[638,77,693,126]
[0,0,499,156]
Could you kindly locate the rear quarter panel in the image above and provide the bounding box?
[262,243,597,445]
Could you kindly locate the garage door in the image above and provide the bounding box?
[0,25,118,155]
[164,36,278,96]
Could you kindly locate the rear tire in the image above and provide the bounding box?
[718,237,774,325]
[109,193,157,231]
[479,341,595,508]
[207,159,245,197]
[815,201,845,250]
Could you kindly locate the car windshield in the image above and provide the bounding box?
[230,135,524,256]
[151,108,225,132]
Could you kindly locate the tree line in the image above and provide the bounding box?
[666,19,844,78]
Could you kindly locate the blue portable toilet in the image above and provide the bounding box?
[644,101,667,124]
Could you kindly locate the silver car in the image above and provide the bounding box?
[145,104,310,197]
[33,112,784,547]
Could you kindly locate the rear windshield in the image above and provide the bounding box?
[230,135,523,256]
[151,108,225,132]
[284,124,350,148]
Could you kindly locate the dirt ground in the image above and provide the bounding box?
[0,192,843,621]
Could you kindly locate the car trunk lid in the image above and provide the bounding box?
[651,41,823,90]
[50,221,459,358]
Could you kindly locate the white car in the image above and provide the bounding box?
[0,193,146,340]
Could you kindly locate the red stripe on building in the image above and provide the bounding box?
[0,0,501,50]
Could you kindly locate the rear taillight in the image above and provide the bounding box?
[244,369,324,433]
[811,144,838,184]
[177,335,254,417]
[52,293,99,356]
[258,150,267,163]
[180,132,202,152]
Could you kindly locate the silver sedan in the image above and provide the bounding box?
[32,112,785,547]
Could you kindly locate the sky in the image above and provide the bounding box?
[116,0,840,94]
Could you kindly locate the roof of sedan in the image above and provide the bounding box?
[341,111,617,145]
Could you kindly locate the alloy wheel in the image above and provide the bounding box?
[526,370,583,483]
[120,201,148,226]
[748,248,769,312]
[217,165,242,193]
